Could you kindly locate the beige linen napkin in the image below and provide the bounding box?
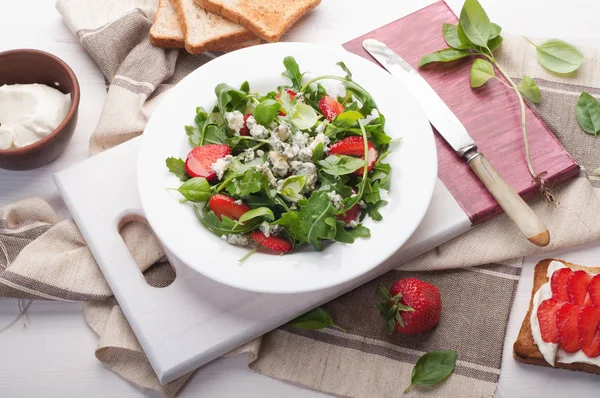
[1,0,599,396]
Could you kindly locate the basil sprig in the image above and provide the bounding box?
[404,350,458,393]
[575,92,600,136]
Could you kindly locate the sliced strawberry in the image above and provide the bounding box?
[337,204,360,224]
[239,114,252,136]
[537,298,565,343]
[579,306,600,357]
[568,270,593,306]
[318,95,345,121]
[185,144,231,181]
[208,194,249,221]
[328,136,378,176]
[250,231,293,253]
[557,303,581,353]
[276,90,296,116]
[589,274,600,305]
[551,268,572,302]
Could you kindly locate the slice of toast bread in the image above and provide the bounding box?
[513,258,600,374]
[150,0,185,48]
[193,0,321,42]
[172,0,259,54]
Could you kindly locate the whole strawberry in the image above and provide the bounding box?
[376,278,442,335]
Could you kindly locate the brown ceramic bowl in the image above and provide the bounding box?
[0,49,80,170]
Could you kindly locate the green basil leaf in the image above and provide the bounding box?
[312,142,325,162]
[594,168,600,176]
[418,48,471,67]
[254,99,281,126]
[319,155,365,176]
[487,35,503,52]
[215,83,247,114]
[290,103,318,130]
[470,58,496,88]
[282,56,303,91]
[575,92,600,136]
[194,207,260,236]
[165,157,189,182]
[289,307,335,330]
[489,23,502,39]
[457,22,474,48]
[238,207,274,224]
[336,61,353,80]
[530,39,584,74]
[280,175,307,201]
[459,0,492,47]
[405,350,458,392]
[177,177,210,202]
[517,76,541,104]
[442,24,470,49]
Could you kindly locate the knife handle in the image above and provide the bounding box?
[467,152,550,247]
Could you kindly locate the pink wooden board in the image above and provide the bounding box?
[343,1,579,224]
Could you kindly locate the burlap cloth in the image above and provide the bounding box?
[1,1,600,396]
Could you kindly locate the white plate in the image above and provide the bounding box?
[138,43,437,294]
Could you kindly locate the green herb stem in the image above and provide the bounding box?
[404,384,413,393]
[235,136,270,144]
[239,245,259,263]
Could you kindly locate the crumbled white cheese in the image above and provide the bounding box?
[327,190,343,209]
[358,200,367,209]
[274,122,291,141]
[270,133,289,154]
[226,234,253,247]
[297,147,313,162]
[346,220,359,229]
[234,199,243,205]
[309,132,330,151]
[292,132,309,147]
[246,115,270,139]
[211,155,233,180]
[268,151,289,177]
[256,149,264,157]
[282,144,301,160]
[290,161,317,190]
[225,111,244,134]
[259,221,272,237]
[258,162,278,187]
[290,203,298,210]
[315,123,326,135]
[295,92,305,103]
[242,148,255,162]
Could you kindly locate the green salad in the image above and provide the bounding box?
[165,56,392,258]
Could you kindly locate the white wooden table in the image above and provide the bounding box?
[1,0,599,396]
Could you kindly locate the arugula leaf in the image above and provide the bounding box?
[348,225,371,238]
[195,207,260,236]
[404,350,458,393]
[204,125,228,144]
[226,170,268,197]
[470,58,496,87]
[238,207,274,224]
[176,177,210,202]
[366,200,388,221]
[418,48,471,67]
[459,0,492,47]
[290,103,318,130]
[312,142,325,162]
[319,155,365,176]
[254,99,281,126]
[527,38,584,74]
[317,171,353,197]
[333,219,355,243]
[517,76,541,104]
[282,56,303,91]
[240,81,250,94]
[336,61,353,80]
[165,157,189,181]
[280,175,307,201]
[185,125,201,147]
[365,114,392,145]
[275,191,336,250]
[576,92,600,136]
[288,307,343,330]
[215,83,248,116]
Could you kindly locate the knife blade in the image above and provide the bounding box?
[362,38,550,247]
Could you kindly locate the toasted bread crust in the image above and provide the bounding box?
[150,0,185,48]
[513,258,600,374]
[193,0,321,42]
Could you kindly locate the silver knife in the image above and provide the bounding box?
[362,38,549,247]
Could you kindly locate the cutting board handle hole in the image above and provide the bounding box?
[118,215,176,288]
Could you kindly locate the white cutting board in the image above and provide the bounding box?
[53,136,470,384]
